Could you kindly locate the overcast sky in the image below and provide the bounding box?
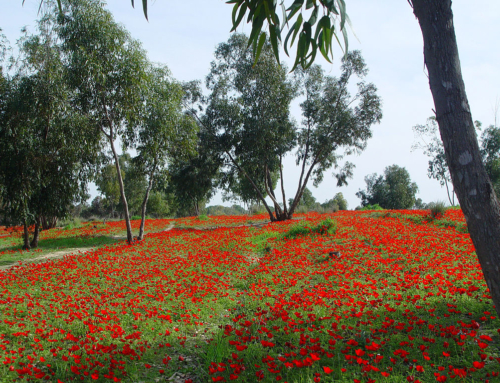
[4,0,500,209]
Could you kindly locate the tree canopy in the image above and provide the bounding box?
[0,13,100,248]
[356,165,419,210]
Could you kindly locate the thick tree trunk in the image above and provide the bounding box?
[138,171,155,241]
[412,0,500,318]
[30,217,40,248]
[22,220,30,251]
[109,135,134,244]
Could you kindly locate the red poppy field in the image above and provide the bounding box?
[0,209,499,383]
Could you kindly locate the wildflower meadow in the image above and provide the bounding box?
[0,210,499,382]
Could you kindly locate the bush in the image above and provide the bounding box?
[428,201,447,219]
[282,218,338,239]
[360,204,384,211]
[197,214,209,221]
[131,215,142,220]
[314,218,338,235]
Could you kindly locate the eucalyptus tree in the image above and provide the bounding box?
[412,116,457,205]
[413,117,500,205]
[205,35,380,221]
[56,0,150,243]
[204,33,298,221]
[0,16,100,249]
[127,64,198,239]
[167,128,222,218]
[356,165,419,210]
[480,125,500,199]
[289,53,381,217]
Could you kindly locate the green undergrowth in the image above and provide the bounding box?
[367,210,468,233]
[0,235,120,267]
[282,218,338,239]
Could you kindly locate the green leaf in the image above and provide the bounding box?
[291,33,307,72]
[308,5,318,26]
[286,0,304,22]
[247,13,265,49]
[283,23,296,57]
[338,0,347,30]
[342,24,349,56]
[269,25,280,63]
[141,0,148,20]
[231,2,240,26]
[305,0,315,10]
[263,0,277,26]
[314,15,329,41]
[290,13,303,47]
[253,32,267,66]
[231,3,248,32]
[303,21,312,57]
[323,0,339,15]
[304,39,317,69]
[318,31,332,63]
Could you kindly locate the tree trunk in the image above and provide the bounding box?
[108,134,134,244]
[30,217,40,248]
[22,220,30,251]
[41,216,57,230]
[412,0,500,318]
[138,170,155,241]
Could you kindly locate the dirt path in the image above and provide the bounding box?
[0,223,178,272]
[0,246,99,271]
[0,219,301,271]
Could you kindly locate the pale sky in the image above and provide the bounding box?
[3,0,500,209]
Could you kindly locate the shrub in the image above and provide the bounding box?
[131,215,142,221]
[428,201,447,219]
[282,218,338,239]
[314,218,338,235]
[198,214,209,221]
[360,204,384,211]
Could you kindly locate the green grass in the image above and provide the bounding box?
[0,235,121,267]
[282,218,338,239]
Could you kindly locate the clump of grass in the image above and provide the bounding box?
[428,201,447,219]
[359,203,384,211]
[197,214,209,221]
[282,218,338,239]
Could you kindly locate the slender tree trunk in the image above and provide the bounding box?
[108,132,134,244]
[412,0,500,318]
[279,155,288,216]
[194,200,199,217]
[41,216,48,231]
[226,151,276,221]
[22,220,30,251]
[30,216,40,248]
[138,169,156,241]
[288,155,320,219]
[264,165,285,220]
[444,179,453,206]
